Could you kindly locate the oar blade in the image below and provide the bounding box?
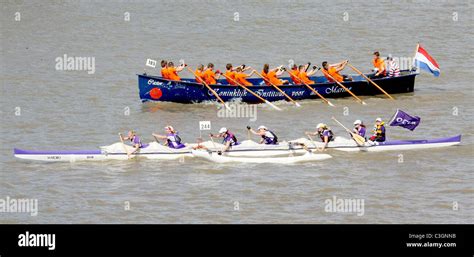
[265,100,282,111]
[328,101,335,107]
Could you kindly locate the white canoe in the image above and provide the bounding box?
[191,149,332,164]
[291,135,462,152]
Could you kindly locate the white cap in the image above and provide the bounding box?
[219,127,227,133]
[316,123,326,129]
[353,120,362,125]
[164,125,174,132]
[257,125,267,130]
[375,117,382,122]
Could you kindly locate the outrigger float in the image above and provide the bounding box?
[13,135,461,162]
[138,70,417,104]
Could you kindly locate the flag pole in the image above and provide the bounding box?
[412,43,420,72]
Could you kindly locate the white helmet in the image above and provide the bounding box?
[218,127,228,134]
[316,123,326,129]
[257,125,267,130]
[164,125,175,132]
[375,117,383,122]
[353,120,362,125]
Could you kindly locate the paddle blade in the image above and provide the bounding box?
[327,101,335,107]
[295,102,301,107]
[351,133,366,146]
[361,101,367,105]
[266,100,282,111]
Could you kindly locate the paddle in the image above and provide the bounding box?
[118,133,131,159]
[331,117,366,146]
[284,69,335,107]
[187,67,231,111]
[323,69,367,105]
[221,73,282,111]
[347,62,394,100]
[253,69,301,107]
[306,134,319,152]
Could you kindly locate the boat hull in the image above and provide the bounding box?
[138,71,417,103]
[192,150,332,164]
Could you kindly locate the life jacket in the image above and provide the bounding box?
[267,70,283,86]
[225,70,236,85]
[223,132,238,146]
[262,130,278,144]
[130,135,144,148]
[318,129,334,142]
[167,133,185,149]
[373,58,386,76]
[372,123,386,142]
[203,69,217,85]
[289,69,300,84]
[357,125,367,138]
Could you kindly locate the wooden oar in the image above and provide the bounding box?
[253,69,301,107]
[285,70,335,107]
[118,133,131,159]
[221,73,282,111]
[324,70,367,105]
[187,67,231,110]
[331,117,366,146]
[347,62,394,100]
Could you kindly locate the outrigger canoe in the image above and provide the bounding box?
[13,135,461,162]
[291,135,462,152]
[192,149,332,164]
[138,70,417,103]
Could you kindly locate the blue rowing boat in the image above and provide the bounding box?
[138,70,417,103]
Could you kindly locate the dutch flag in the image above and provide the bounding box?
[413,44,440,77]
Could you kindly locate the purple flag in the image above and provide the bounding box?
[389,109,421,131]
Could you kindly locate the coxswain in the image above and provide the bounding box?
[372,51,386,78]
[247,125,278,145]
[321,60,352,82]
[209,127,239,153]
[369,117,386,143]
[152,126,186,149]
[305,123,334,151]
[167,61,185,81]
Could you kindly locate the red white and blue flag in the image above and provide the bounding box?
[413,44,440,77]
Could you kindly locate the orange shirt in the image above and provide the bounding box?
[267,70,283,86]
[235,72,252,86]
[225,70,236,85]
[261,70,270,85]
[289,69,300,84]
[322,68,343,82]
[373,58,386,75]
[204,69,217,85]
[167,67,181,81]
[194,69,205,83]
[161,67,169,79]
[298,71,315,85]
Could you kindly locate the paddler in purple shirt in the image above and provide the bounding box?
[209,127,239,153]
[353,120,367,140]
[119,130,146,155]
[247,125,279,145]
[305,123,334,151]
[369,117,386,143]
[152,126,186,149]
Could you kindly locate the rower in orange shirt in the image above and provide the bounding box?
[372,51,386,78]
[167,61,185,81]
[160,60,169,79]
[203,63,221,85]
[224,64,236,85]
[321,60,352,83]
[297,63,318,84]
[194,64,206,83]
[234,67,255,86]
[261,64,288,86]
[288,64,300,84]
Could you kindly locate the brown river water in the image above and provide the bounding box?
[0,0,472,223]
